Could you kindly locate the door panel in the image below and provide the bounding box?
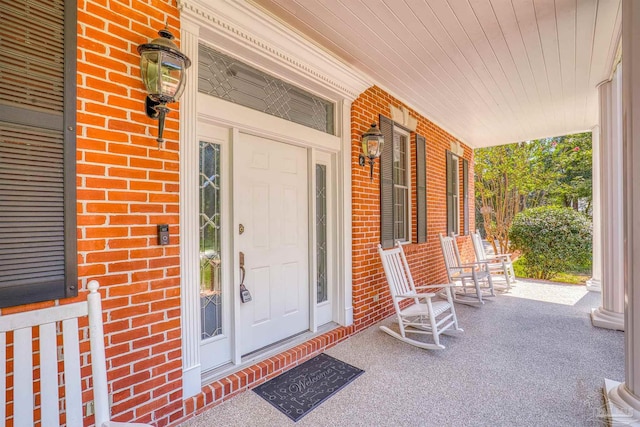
[283,262,300,314]
[235,134,309,355]
[250,266,272,324]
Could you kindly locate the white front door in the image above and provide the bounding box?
[235,134,310,355]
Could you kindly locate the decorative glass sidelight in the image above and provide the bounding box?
[316,164,328,303]
[200,141,222,339]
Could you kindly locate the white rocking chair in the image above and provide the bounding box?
[439,233,495,305]
[378,243,463,350]
[0,281,151,427]
[471,230,516,290]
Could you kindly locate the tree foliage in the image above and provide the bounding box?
[474,132,592,253]
[508,206,592,280]
[541,133,593,210]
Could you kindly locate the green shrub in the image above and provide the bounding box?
[508,206,592,280]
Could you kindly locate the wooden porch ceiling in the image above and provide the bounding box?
[251,0,621,147]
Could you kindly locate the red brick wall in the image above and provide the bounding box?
[1,2,184,426]
[351,86,475,331]
[76,1,184,424]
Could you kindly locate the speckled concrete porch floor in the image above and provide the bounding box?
[179,281,623,427]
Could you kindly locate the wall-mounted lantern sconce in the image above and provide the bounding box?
[359,123,385,180]
[137,26,191,147]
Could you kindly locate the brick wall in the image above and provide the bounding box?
[76,1,184,424]
[1,4,477,425]
[2,2,184,425]
[351,86,475,331]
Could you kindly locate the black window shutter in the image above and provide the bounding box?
[463,158,469,235]
[0,0,77,308]
[379,116,395,248]
[416,134,427,243]
[446,151,454,236]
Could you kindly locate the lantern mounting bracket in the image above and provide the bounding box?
[144,96,162,120]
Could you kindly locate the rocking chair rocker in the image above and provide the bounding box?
[378,243,463,350]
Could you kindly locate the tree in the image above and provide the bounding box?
[474,142,544,254]
[541,133,593,212]
[474,132,592,253]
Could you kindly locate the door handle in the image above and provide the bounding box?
[239,251,252,303]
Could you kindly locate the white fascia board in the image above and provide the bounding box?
[179,0,371,102]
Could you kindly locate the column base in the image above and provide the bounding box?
[586,278,602,292]
[591,307,625,331]
[605,379,640,426]
[182,365,202,399]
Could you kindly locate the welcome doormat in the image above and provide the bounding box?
[253,353,364,422]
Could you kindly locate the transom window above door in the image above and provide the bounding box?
[198,44,335,134]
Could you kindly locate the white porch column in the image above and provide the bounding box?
[591,66,624,331]
[586,124,602,292]
[606,1,640,423]
[179,18,202,399]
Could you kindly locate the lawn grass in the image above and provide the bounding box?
[512,257,591,285]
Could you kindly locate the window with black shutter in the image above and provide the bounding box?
[379,115,427,248]
[416,134,427,243]
[463,158,469,235]
[446,151,460,236]
[0,0,77,308]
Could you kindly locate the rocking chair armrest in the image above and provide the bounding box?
[415,284,455,290]
[458,261,490,268]
[485,254,512,261]
[482,257,509,265]
[396,292,436,299]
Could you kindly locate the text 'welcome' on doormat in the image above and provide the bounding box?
[253,353,364,422]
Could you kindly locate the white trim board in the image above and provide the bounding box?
[179,0,371,103]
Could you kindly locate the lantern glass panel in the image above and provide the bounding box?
[140,51,159,95]
[367,138,380,157]
[160,52,186,99]
[141,51,186,101]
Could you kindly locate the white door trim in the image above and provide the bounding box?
[180,7,355,392]
[197,94,352,343]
